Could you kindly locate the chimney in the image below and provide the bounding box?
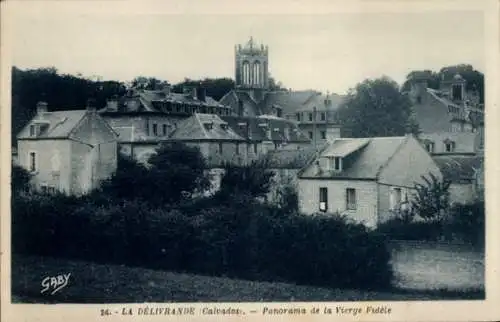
[36,101,48,114]
[191,87,197,100]
[161,83,171,96]
[86,98,97,112]
[198,87,206,102]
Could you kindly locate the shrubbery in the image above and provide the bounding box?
[377,201,485,247]
[12,192,393,290]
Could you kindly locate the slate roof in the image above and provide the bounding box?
[17,110,88,139]
[299,136,408,179]
[169,113,245,141]
[419,131,479,154]
[100,89,227,113]
[221,115,310,143]
[413,88,484,133]
[322,138,370,157]
[219,89,344,116]
[432,155,483,182]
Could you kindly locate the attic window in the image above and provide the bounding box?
[425,141,435,153]
[220,123,228,131]
[330,157,342,172]
[204,122,213,130]
[445,141,456,152]
[29,125,36,137]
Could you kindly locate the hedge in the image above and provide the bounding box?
[12,193,393,291]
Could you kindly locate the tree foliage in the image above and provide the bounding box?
[172,78,235,101]
[218,158,275,200]
[411,173,451,221]
[401,64,484,103]
[337,77,419,138]
[100,143,210,205]
[11,164,32,193]
[11,66,126,146]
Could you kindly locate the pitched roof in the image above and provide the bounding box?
[413,88,484,133]
[266,147,319,169]
[220,115,310,143]
[170,113,245,141]
[322,138,370,157]
[100,89,226,113]
[432,155,483,182]
[17,110,87,139]
[299,136,408,179]
[419,131,479,154]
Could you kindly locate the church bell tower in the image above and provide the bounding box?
[235,37,269,90]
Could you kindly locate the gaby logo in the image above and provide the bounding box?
[41,273,71,295]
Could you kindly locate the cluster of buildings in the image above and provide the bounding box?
[15,37,485,228]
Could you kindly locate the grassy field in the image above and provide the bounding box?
[10,255,484,303]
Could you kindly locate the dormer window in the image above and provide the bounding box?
[220,123,228,131]
[329,156,342,172]
[204,122,213,130]
[425,141,435,153]
[445,141,456,152]
[29,125,36,137]
[296,113,301,122]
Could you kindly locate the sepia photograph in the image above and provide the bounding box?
[1,0,499,321]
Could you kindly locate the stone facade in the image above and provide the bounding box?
[17,104,118,195]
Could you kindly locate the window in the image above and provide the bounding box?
[29,152,36,172]
[445,141,456,152]
[162,124,167,136]
[236,143,240,155]
[346,188,356,210]
[319,187,328,212]
[153,124,158,136]
[296,113,301,122]
[308,113,313,122]
[320,131,326,140]
[321,112,326,121]
[390,187,402,210]
[425,142,434,153]
[29,125,36,137]
[332,157,342,171]
[218,142,223,154]
[308,131,313,140]
[416,96,422,104]
[254,143,258,154]
[276,108,282,118]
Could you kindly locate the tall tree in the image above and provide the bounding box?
[337,77,419,138]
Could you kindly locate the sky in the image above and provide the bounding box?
[9,6,485,95]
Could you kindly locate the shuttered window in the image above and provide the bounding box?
[319,187,328,212]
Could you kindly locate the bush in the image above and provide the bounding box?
[377,200,485,247]
[12,193,394,291]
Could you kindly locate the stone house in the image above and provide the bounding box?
[408,73,484,150]
[17,101,118,195]
[99,83,230,163]
[297,135,442,228]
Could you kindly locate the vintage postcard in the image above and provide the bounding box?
[1,0,499,321]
